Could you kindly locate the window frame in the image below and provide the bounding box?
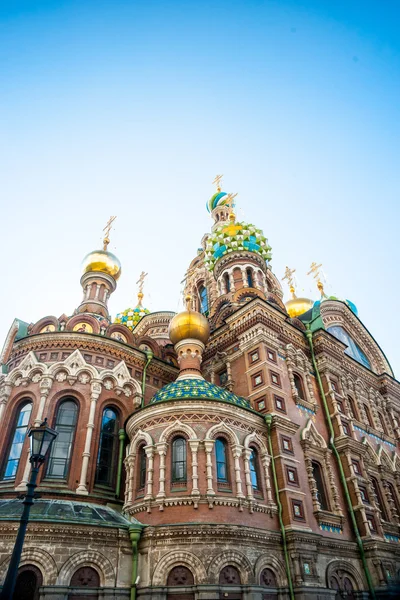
[215,437,230,486]
[291,499,305,521]
[293,373,305,399]
[280,435,294,455]
[1,400,33,481]
[198,284,209,315]
[95,405,120,488]
[311,460,330,511]
[267,348,277,363]
[171,436,187,485]
[274,395,286,413]
[285,465,299,486]
[252,371,264,388]
[270,371,281,387]
[248,348,260,365]
[249,446,261,492]
[45,398,78,480]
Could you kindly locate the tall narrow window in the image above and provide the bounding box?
[293,374,305,400]
[139,445,147,490]
[223,272,230,293]
[172,437,186,483]
[249,448,260,490]
[95,407,119,486]
[370,477,388,521]
[312,461,329,511]
[378,412,388,435]
[2,402,32,480]
[199,285,208,315]
[364,404,374,428]
[347,396,358,420]
[215,438,228,483]
[46,399,77,479]
[246,268,254,288]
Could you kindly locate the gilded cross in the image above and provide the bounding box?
[212,174,223,192]
[282,266,296,288]
[136,271,148,293]
[307,262,323,281]
[225,192,238,211]
[103,216,116,249]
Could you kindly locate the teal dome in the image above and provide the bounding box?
[207,191,229,213]
[151,378,250,408]
[314,296,358,316]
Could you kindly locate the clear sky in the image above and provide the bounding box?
[1,1,399,375]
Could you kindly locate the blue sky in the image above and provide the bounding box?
[1,1,399,374]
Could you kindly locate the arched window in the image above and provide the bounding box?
[215,438,229,483]
[139,445,147,490]
[246,268,254,288]
[370,477,388,521]
[311,461,329,511]
[167,566,194,586]
[249,448,260,490]
[70,566,100,587]
[2,401,32,480]
[293,374,305,400]
[46,399,77,479]
[95,407,119,487]
[198,285,208,315]
[172,437,187,483]
[364,404,374,428]
[14,565,43,600]
[327,326,371,369]
[261,568,277,588]
[219,565,241,584]
[378,412,388,435]
[347,396,358,420]
[223,272,231,293]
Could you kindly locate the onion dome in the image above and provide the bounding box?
[169,295,210,345]
[286,295,314,318]
[314,296,358,316]
[204,214,272,272]
[114,292,150,331]
[207,190,230,213]
[82,249,121,280]
[150,378,250,408]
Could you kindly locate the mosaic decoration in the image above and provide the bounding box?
[204,220,272,272]
[354,425,396,450]
[384,533,400,543]
[319,523,343,535]
[73,322,93,334]
[297,404,316,418]
[151,378,250,408]
[114,305,150,331]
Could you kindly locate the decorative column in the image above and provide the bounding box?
[232,444,245,499]
[204,440,215,497]
[34,377,53,426]
[94,284,101,299]
[85,283,92,300]
[241,268,248,287]
[76,381,102,495]
[0,384,12,424]
[156,442,168,500]
[243,448,254,501]
[189,440,200,500]
[144,445,154,501]
[261,452,273,505]
[15,447,32,492]
[125,455,135,505]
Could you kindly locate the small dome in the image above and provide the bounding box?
[285,296,314,318]
[207,191,229,213]
[151,378,250,408]
[316,295,358,316]
[82,249,121,280]
[115,294,150,331]
[169,309,210,345]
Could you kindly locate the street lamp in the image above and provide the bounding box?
[0,419,57,600]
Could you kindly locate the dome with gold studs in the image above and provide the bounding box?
[169,295,210,345]
[82,249,121,280]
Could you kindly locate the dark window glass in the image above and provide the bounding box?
[46,400,77,479]
[95,407,119,486]
[167,566,194,586]
[139,446,147,489]
[312,461,329,511]
[347,396,358,420]
[70,566,100,587]
[246,268,254,288]
[219,565,241,584]
[364,404,374,428]
[293,374,305,400]
[215,438,228,483]
[172,437,186,483]
[199,285,208,315]
[2,402,32,480]
[261,568,277,587]
[249,448,260,490]
[223,272,230,293]
[14,565,43,600]
[327,325,371,369]
[371,477,388,520]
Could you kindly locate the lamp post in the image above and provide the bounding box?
[0,419,57,600]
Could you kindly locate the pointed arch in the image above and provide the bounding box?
[159,419,197,443]
[205,422,239,446]
[152,550,207,586]
[300,419,327,448]
[243,431,268,454]
[362,437,379,466]
[377,445,395,472]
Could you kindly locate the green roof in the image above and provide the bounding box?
[151,378,250,408]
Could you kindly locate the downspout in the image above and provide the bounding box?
[115,428,126,498]
[265,414,295,600]
[141,350,153,409]
[305,325,376,599]
[129,526,142,600]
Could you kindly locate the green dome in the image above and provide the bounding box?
[151,378,250,408]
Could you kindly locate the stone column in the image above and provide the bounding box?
[204,440,215,496]
[34,377,53,426]
[243,448,254,501]
[229,271,235,292]
[189,440,200,498]
[0,384,12,424]
[144,445,154,500]
[76,381,102,495]
[125,455,135,505]
[232,444,245,498]
[261,452,273,504]
[15,447,32,491]
[95,284,101,299]
[156,442,168,499]
[85,283,92,300]
[241,268,248,287]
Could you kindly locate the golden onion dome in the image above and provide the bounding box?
[285,296,314,318]
[169,296,210,345]
[82,249,121,280]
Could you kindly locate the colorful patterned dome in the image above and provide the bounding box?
[151,378,250,408]
[207,190,230,213]
[114,293,150,331]
[204,219,272,272]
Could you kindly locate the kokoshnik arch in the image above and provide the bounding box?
[0,178,399,600]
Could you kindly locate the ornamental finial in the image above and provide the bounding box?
[282,266,297,298]
[103,216,116,250]
[307,262,325,296]
[136,271,148,305]
[212,174,223,193]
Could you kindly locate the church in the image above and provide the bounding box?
[0,179,399,600]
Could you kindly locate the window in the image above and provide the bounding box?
[95,407,119,486]
[246,268,254,288]
[249,448,260,490]
[46,399,77,479]
[347,396,358,420]
[370,477,388,520]
[215,438,229,483]
[364,404,374,428]
[286,466,299,486]
[293,374,305,399]
[281,435,294,454]
[267,349,277,363]
[219,370,228,385]
[378,412,388,435]
[352,459,362,476]
[167,566,194,586]
[252,372,263,387]
[172,437,187,483]
[327,325,371,369]
[198,285,208,315]
[359,486,369,504]
[2,402,32,480]
[291,499,305,520]
[256,397,266,411]
[274,395,286,413]
[337,400,344,414]
[249,349,260,363]
[223,272,230,293]
[312,461,329,511]
[14,565,43,600]
[270,371,281,387]
[139,446,147,490]
[341,420,350,436]
[70,566,100,588]
[387,482,400,517]
[219,565,241,585]
[331,380,339,393]
[367,514,377,532]
[261,568,277,588]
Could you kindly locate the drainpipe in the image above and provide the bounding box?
[265,413,295,600]
[141,350,153,409]
[129,526,142,600]
[115,428,126,498]
[305,325,376,599]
